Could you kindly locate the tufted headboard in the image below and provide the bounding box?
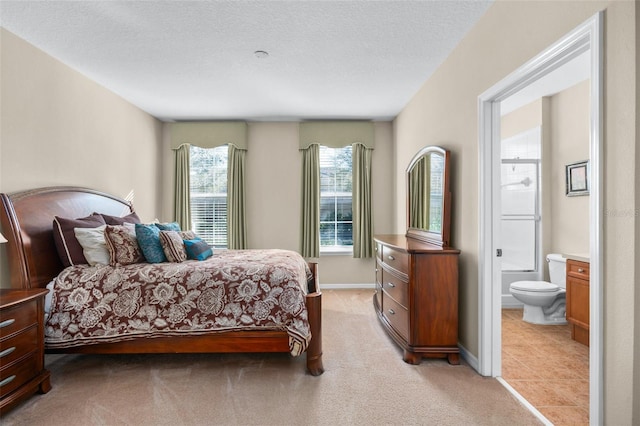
[0,187,133,289]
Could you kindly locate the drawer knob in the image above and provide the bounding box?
[388,309,395,315]
[0,375,16,387]
[0,347,16,358]
[387,255,395,261]
[578,268,585,273]
[387,282,395,288]
[0,318,15,328]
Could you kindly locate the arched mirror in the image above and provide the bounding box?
[406,146,451,246]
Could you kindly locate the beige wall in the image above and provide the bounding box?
[0,28,163,287]
[161,121,395,286]
[394,1,636,423]
[501,98,542,140]
[549,80,590,256]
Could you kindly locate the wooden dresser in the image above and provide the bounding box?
[0,288,51,414]
[374,235,460,364]
[566,259,590,346]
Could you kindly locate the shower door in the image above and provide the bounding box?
[501,159,541,295]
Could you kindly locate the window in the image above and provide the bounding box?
[319,145,352,252]
[189,145,228,248]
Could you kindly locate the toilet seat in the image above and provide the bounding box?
[510,280,560,293]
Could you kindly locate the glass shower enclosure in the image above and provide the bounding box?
[501,127,542,304]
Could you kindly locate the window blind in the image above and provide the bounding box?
[189,145,228,248]
[319,145,353,249]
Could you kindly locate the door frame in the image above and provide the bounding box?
[477,12,603,425]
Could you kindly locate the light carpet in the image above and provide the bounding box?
[2,289,540,425]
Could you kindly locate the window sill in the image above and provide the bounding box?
[320,247,353,256]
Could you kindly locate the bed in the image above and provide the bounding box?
[0,186,324,376]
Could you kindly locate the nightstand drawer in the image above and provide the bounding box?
[0,326,38,367]
[0,354,38,399]
[382,295,409,339]
[0,301,38,338]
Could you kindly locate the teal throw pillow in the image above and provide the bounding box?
[155,222,181,232]
[135,223,167,263]
[184,238,213,261]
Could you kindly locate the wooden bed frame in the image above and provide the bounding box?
[0,186,324,376]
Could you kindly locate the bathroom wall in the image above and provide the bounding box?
[548,80,591,257]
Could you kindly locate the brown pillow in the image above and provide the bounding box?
[100,211,141,225]
[53,213,106,267]
[104,225,144,266]
[159,230,196,263]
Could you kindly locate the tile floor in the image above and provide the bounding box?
[502,308,589,425]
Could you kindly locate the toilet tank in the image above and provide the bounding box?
[547,253,567,288]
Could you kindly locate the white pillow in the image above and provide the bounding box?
[74,225,109,266]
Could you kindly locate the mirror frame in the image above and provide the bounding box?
[406,146,451,247]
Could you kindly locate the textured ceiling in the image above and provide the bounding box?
[0,1,493,122]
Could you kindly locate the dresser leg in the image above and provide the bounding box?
[447,353,460,365]
[403,350,422,365]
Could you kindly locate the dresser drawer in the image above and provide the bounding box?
[382,295,409,339]
[0,354,39,399]
[382,270,409,308]
[0,325,38,367]
[567,260,589,280]
[381,246,409,275]
[0,301,38,339]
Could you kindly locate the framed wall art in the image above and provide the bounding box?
[566,160,589,196]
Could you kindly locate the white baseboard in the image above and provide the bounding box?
[321,283,376,290]
[458,342,480,373]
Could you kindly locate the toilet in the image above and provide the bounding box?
[509,253,567,325]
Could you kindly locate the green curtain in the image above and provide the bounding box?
[227,144,247,249]
[174,144,191,231]
[409,158,430,229]
[300,144,320,258]
[353,143,374,258]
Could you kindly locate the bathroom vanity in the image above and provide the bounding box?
[565,257,590,346]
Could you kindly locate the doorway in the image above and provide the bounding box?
[477,12,603,425]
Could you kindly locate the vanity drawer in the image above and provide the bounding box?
[381,246,409,275]
[0,301,38,339]
[567,260,589,280]
[0,326,38,367]
[382,295,409,339]
[382,270,409,308]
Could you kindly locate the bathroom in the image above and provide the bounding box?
[498,61,592,424]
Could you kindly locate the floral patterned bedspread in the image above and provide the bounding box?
[45,249,312,356]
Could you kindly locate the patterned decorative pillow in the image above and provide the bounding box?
[53,213,106,267]
[74,225,110,266]
[184,238,213,261]
[180,230,197,240]
[155,221,181,231]
[159,230,198,263]
[100,211,141,225]
[159,231,187,263]
[135,223,167,263]
[104,225,144,266]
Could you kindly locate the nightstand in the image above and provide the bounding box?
[0,288,51,414]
